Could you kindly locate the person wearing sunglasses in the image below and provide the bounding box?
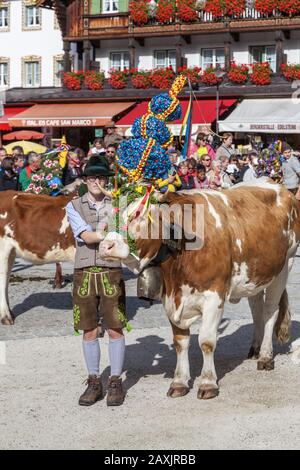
[191,132,216,161]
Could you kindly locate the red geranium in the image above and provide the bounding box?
[282,64,300,81]
[227,62,249,84]
[254,0,277,15]
[204,0,224,18]
[177,65,201,84]
[177,0,198,23]
[130,69,151,88]
[224,0,245,16]
[109,69,129,89]
[84,71,104,90]
[200,67,223,86]
[156,0,175,24]
[150,67,175,89]
[63,72,84,90]
[278,0,300,16]
[250,62,272,86]
[129,0,149,26]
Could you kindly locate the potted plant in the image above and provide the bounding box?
[129,0,149,26]
[177,0,198,22]
[250,62,272,86]
[130,68,152,88]
[177,65,201,84]
[282,63,300,81]
[200,67,223,86]
[150,66,175,89]
[227,62,249,84]
[63,71,84,90]
[156,0,175,23]
[109,69,129,89]
[84,71,105,90]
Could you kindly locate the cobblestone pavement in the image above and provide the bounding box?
[1,256,300,449]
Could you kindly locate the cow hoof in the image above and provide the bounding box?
[1,316,14,325]
[257,358,274,371]
[197,386,219,400]
[167,385,189,398]
[248,346,260,360]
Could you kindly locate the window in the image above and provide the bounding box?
[54,58,63,87]
[110,52,129,71]
[250,45,276,72]
[154,50,176,69]
[0,7,8,28]
[25,6,40,27]
[202,48,225,69]
[103,0,118,13]
[0,62,8,87]
[25,61,40,87]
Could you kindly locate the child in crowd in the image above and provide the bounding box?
[178,161,195,190]
[194,164,211,189]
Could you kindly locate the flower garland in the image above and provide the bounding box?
[156,0,175,23]
[177,0,198,23]
[84,71,104,90]
[109,69,129,89]
[150,66,175,89]
[282,64,300,81]
[254,0,277,15]
[129,0,149,26]
[200,67,223,86]
[227,62,249,84]
[250,62,272,86]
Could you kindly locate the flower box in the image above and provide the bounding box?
[177,65,201,84]
[84,71,105,91]
[200,67,223,86]
[254,0,277,15]
[156,0,175,24]
[150,67,175,89]
[63,72,84,90]
[177,0,198,23]
[129,0,149,26]
[278,0,300,16]
[282,64,300,81]
[109,69,129,89]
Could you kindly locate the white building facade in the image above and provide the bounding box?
[0,0,64,89]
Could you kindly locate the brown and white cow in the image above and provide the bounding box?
[99,179,300,399]
[0,191,75,325]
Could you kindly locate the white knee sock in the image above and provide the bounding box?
[109,336,125,377]
[82,339,100,377]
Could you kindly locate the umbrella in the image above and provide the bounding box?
[4,140,47,155]
[2,130,45,141]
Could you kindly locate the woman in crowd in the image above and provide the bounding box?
[216,133,235,160]
[191,133,216,161]
[0,157,18,191]
[194,164,211,189]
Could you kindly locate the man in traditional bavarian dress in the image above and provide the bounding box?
[66,155,127,407]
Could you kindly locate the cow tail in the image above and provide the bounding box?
[275,289,291,344]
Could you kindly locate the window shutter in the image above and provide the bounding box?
[91,0,101,14]
[118,0,128,12]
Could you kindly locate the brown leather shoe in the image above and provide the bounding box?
[79,375,103,406]
[107,376,125,406]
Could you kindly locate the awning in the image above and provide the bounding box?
[219,98,300,134]
[116,99,237,135]
[0,107,29,131]
[9,102,135,128]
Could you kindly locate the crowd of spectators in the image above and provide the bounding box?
[1,125,300,198]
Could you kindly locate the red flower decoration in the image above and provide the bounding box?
[84,71,104,90]
[200,67,223,86]
[150,67,175,89]
[109,69,129,89]
[177,0,198,23]
[156,0,175,24]
[282,64,300,81]
[254,0,277,15]
[278,0,300,16]
[129,0,149,26]
[131,70,151,89]
[227,62,249,84]
[177,65,201,84]
[250,62,272,86]
[63,72,84,90]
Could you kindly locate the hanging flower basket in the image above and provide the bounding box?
[129,0,149,26]
[150,67,175,89]
[177,65,201,84]
[200,67,223,86]
[177,0,198,22]
[282,64,300,81]
[130,69,152,88]
[156,0,175,24]
[250,62,272,86]
[109,69,129,89]
[84,71,105,90]
[227,62,249,84]
[63,72,84,90]
[254,0,277,15]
